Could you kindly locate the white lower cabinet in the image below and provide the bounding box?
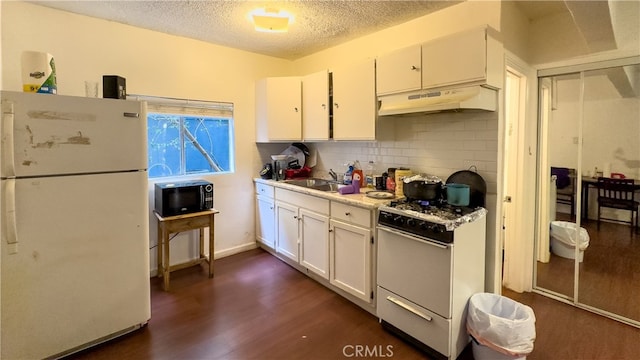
[274,188,331,273]
[255,183,276,249]
[258,183,376,309]
[256,195,276,248]
[329,218,372,303]
[276,201,300,262]
[300,209,330,279]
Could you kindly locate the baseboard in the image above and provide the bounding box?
[149,242,258,277]
[213,242,258,259]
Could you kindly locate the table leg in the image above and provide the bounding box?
[199,227,205,260]
[157,222,163,278]
[208,213,215,278]
[163,227,170,291]
[581,183,589,221]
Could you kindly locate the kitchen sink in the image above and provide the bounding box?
[284,178,347,192]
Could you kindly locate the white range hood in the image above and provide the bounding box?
[378,86,497,116]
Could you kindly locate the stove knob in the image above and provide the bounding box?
[406,218,416,227]
[381,213,394,222]
[419,221,428,230]
[393,216,405,225]
[430,225,443,233]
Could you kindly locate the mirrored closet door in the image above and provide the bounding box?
[535,58,640,327]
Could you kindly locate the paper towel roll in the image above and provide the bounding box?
[603,163,611,178]
[21,51,57,94]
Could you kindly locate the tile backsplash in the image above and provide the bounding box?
[256,110,499,194]
[310,111,499,193]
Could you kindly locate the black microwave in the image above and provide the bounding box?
[154,180,214,217]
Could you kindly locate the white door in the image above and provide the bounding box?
[421,28,486,89]
[1,91,146,177]
[255,77,302,142]
[329,219,372,302]
[276,202,299,262]
[1,171,150,359]
[300,209,329,279]
[376,45,422,96]
[302,70,330,141]
[332,59,376,140]
[256,195,275,248]
[501,54,536,293]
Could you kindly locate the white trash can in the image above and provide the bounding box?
[467,293,536,360]
[550,221,590,262]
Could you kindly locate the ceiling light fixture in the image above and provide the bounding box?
[250,7,292,33]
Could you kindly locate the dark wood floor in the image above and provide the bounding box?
[537,214,640,321]
[69,248,640,360]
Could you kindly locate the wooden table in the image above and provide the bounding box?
[154,209,219,291]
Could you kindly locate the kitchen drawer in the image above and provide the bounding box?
[377,286,451,357]
[255,182,274,198]
[275,188,329,215]
[330,202,371,228]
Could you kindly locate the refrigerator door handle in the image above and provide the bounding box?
[2,109,16,177]
[3,178,19,254]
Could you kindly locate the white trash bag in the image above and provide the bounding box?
[467,293,536,357]
[550,221,590,250]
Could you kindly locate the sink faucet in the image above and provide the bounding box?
[329,169,338,181]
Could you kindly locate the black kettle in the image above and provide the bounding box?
[259,163,273,179]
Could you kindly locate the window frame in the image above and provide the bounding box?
[130,94,235,178]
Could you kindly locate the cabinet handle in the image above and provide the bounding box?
[322,104,326,109]
[334,102,339,109]
[410,65,419,71]
[328,229,333,233]
[344,212,351,216]
[386,296,432,322]
[294,107,299,112]
[293,216,298,219]
[269,206,273,210]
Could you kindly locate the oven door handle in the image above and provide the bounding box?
[386,296,432,322]
[377,226,449,249]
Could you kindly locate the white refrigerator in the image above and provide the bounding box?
[0,91,151,359]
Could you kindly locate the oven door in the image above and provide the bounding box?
[377,226,453,318]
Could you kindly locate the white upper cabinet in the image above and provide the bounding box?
[421,26,502,90]
[376,45,422,96]
[255,77,302,142]
[332,59,376,141]
[302,70,330,141]
[375,26,503,96]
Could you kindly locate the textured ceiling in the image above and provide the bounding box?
[29,0,463,60]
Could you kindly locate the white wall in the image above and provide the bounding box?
[1,1,294,272]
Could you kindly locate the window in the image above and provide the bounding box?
[132,96,234,178]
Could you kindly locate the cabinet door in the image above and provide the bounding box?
[256,195,275,248]
[302,70,330,141]
[332,59,376,140]
[276,202,299,262]
[422,28,486,90]
[376,45,422,96]
[329,219,372,302]
[300,209,330,279]
[255,77,302,142]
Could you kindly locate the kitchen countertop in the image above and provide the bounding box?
[254,178,399,209]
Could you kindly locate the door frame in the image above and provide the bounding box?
[500,52,537,293]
